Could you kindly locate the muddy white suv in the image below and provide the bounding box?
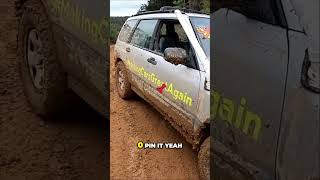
[114,7,210,179]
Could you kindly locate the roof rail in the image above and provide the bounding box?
[160,6,206,14]
[133,6,208,16]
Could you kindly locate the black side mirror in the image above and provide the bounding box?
[164,48,187,65]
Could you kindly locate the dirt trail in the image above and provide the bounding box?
[0,1,107,179]
[110,46,200,180]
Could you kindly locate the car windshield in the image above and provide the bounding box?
[190,17,210,59]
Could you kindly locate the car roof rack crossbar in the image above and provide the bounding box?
[134,6,208,16]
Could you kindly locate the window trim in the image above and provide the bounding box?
[275,0,288,28]
[226,0,288,28]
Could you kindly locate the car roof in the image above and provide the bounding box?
[127,11,209,21]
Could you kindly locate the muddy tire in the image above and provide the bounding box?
[198,137,210,180]
[115,61,133,99]
[18,0,72,116]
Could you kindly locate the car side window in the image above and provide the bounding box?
[130,20,158,49]
[154,20,198,70]
[155,22,189,53]
[225,0,279,25]
[118,20,138,42]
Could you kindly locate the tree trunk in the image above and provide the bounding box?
[186,0,202,10]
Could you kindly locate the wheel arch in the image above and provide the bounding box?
[115,57,122,65]
[199,122,210,148]
[15,0,55,49]
[15,0,67,73]
[15,0,51,17]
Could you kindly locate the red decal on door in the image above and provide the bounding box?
[157,83,167,94]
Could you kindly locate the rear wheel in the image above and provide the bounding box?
[198,137,210,180]
[18,0,73,116]
[115,61,133,99]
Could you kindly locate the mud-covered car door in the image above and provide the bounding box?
[46,0,108,113]
[143,20,201,132]
[276,0,320,179]
[212,1,288,178]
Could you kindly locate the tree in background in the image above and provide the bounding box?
[110,17,128,43]
[201,0,210,13]
[139,0,174,11]
[173,0,185,8]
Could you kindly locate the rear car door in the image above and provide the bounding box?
[126,19,159,93]
[115,19,139,66]
[212,0,288,178]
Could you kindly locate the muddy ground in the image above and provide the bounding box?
[110,46,200,180]
[0,1,107,179]
[0,0,200,179]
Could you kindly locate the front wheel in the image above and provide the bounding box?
[198,137,210,180]
[18,0,73,116]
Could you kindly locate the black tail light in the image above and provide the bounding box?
[301,49,320,93]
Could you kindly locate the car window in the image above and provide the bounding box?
[130,20,158,49]
[159,24,188,43]
[156,21,191,54]
[118,19,138,42]
[190,17,210,58]
[155,20,198,70]
[222,0,280,25]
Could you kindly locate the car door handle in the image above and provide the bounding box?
[126,47,131,52]
[147,57,157,65]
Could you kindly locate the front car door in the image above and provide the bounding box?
[212,0,289,178]
[276,0,320,179]
[141,18,202,144]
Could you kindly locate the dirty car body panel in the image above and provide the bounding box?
[212,0,319,179]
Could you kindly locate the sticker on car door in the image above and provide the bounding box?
[127,59,193,107]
